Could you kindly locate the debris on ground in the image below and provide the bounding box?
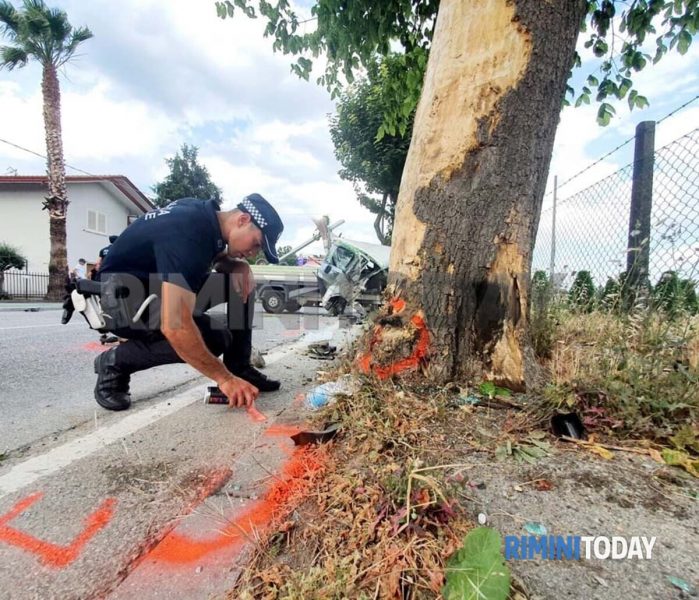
[291,422,341,446]
[251,348,266,368]
[307,341,337,359]
[304,374,360,410]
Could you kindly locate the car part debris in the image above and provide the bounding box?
[551,412,587,440]
[307,341,337,359]
[291,422,341,446]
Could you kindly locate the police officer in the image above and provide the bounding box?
[92,234,119,278]
[95,194,283,411]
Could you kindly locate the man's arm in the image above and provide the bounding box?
[160,282,258,406]
[213,257,255,299]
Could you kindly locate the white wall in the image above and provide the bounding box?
[65,182,132,270]
[0,181,137,276]
[0,189,50,272]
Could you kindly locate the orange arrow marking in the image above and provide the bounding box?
[0,492,117,568]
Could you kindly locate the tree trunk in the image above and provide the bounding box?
[363,0,586,390]
[42,64,69,300]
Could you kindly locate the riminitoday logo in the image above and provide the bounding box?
[504,535,656,560]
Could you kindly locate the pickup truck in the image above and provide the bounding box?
[252,238,389,315]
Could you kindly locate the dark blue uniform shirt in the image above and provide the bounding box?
[100,199,226,292]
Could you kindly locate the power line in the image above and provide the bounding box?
[0,136,95,176]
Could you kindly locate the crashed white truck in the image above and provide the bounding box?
[252,235,389,317]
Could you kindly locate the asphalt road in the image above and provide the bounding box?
[0,305,331,456]
[0,312,350,600]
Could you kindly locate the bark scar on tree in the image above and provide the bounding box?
[358,298,430,379]
[474,239,527,391]
[389,0,532,282]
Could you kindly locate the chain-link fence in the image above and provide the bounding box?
[533,126,699,293]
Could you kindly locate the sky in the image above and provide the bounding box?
[0,0,698,258]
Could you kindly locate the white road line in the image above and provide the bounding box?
[0,323,339,500]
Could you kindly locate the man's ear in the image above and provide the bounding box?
[237,211,252,226]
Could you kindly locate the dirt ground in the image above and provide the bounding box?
[457,443,698,599]
[227,385,698,600]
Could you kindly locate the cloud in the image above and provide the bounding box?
[0,0,378,247]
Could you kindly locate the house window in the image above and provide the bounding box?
[87,209,107,234]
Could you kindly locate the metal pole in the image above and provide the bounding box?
[626,121,655,289]
[549,175,557,282]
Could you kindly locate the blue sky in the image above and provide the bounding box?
[0,0,698,254]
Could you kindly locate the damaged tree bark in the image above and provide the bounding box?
[369,0,587,390]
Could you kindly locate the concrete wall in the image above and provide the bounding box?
[0,189,50,272]
[0,182,138,275]
[66,182,134,270]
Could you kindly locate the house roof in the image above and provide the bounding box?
[0,175,155,214]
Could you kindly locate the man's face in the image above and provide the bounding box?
[227,215,263,259]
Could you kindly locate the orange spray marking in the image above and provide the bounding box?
[358,297,430,379]
[264,424,303,437]
[83,342,106,352]
[0,492,116,568]
[146,446,326,564]
[246,405,267,422]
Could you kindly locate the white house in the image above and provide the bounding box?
[0,175,154,275]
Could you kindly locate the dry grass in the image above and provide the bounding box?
[228,379,476,600]
[536,306,698,440]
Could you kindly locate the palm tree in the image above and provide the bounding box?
[0,0,92,299]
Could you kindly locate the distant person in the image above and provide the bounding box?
[71,258,87,281]
[91,235,119,280]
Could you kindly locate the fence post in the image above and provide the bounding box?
[549,175,558,282]
[626,120,655,290]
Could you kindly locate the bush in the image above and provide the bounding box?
[0,242,26,271]
[0,242,26,299]
[653,271,698,317]
[568,270,595,312]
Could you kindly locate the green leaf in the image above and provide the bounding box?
[661,448,699,477]
[677,29,692,55]
[596,102,615,126]
[443,528,511,600]
[575,93,590,107]
[479,381,496,398]
[634,94,649,109]
[628,89,638,110]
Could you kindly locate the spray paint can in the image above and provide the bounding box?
[204,386,228,405]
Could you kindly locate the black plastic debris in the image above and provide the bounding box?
[291,422,341,446]
[307,342,337,359]
[551,412,587,440]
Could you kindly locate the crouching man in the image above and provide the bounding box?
[94,194,283,411]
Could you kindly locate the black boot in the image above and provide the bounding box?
[94,347,132,411]
[233,365,280,392]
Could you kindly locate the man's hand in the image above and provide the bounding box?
[214,257,255,300]
[219,375,259,407]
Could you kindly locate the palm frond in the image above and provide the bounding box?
[59,24,92,62]
[0,0,21,39]
[46,7,70,43]
[0,44,28,69]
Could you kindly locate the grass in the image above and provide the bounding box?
[531,297,698,442]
